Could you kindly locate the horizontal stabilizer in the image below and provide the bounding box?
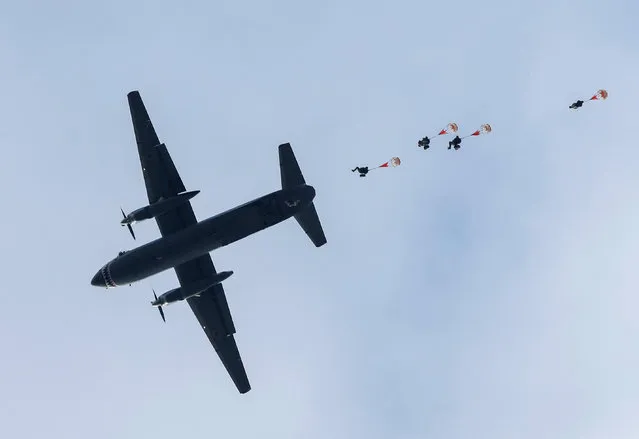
[294,203,327,247]
[278,143,327,248]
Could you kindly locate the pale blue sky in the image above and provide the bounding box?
[1,1,638,438]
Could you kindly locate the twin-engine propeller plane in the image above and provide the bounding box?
[91,91,327,394]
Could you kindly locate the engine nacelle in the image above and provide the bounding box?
[151,270,233,307]
[122,190,200,225]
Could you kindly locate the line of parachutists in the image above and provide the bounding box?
[351,88,609,178]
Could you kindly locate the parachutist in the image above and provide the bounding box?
[448,135,462,150]
[418,136,430,150]
[569,100,584,109]
[351,166,369,177]
[569,90,608,110]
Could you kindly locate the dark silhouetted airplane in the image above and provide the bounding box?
[91,91,327,394]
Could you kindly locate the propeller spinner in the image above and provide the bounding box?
[120,207,136,240]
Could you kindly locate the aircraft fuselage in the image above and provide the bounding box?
[91,184,315,288]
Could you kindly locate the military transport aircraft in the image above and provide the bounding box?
[91,91,327,394]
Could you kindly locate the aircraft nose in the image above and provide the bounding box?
[91,270,106,287]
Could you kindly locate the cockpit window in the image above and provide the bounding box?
[118,251,126,256]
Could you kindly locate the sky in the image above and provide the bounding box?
[1,0,638,438]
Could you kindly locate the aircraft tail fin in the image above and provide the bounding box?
[278,143,327,247]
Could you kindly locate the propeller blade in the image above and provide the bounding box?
[127,223,136,240]
[120,207,135,239]
[153,289,165,322]
[158,306,166,322]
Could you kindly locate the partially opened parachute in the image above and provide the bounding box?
[378,157,401,168]
[589,89,608,101]
[437,122,459,136]
[462,123,492,139]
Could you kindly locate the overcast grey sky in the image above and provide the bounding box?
[1,0,638,438]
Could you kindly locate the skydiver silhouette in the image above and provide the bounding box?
[448,135,462,150]
[569,100,584,109]
[418,136,431,150]
[351,166,369,177]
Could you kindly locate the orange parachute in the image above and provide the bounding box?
[462,123,492,139]
[378,157,401,168]
[437,122,459,136]
[589,89,608,101]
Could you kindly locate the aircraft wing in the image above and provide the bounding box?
[127,91,251,394]
[127,90,194,237]
[178,258,251,394]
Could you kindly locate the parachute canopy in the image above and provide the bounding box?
[379,157,401,168]
[590,89,608,100]
[438,122,459,135]
[464,123,492,138]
